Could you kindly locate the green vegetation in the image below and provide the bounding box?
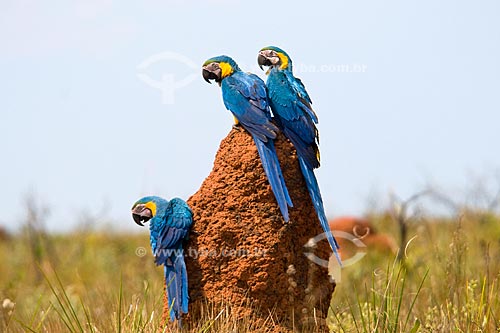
[1,212,499,332]
[331,213,500,332]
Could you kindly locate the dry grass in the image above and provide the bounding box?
[331,212,500,332]
[1,212,500,332]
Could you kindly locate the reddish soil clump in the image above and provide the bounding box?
[167,128,335,331]
[0,227,10,242]
[329,216,397,260]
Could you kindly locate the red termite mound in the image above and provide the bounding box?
[164,128,335,332]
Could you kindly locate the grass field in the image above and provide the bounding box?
[1,211,499,332]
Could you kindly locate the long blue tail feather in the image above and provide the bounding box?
[266,139,293,208]
[164,253,189,323]
[253,135,293,222]
[180,258,188,314]
[299,157,342,265]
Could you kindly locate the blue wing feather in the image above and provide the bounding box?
[267,70,317,124]
[221,71,293,220]
[152,198,192,265]
[267,70,320,170]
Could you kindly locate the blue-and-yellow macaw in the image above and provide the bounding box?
[131,196,193,322]
[202,55,293,222]
[258,46,341,264]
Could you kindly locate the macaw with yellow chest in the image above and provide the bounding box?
[258,46,341,264]
[131,196,193,323]
[202,55,293,222]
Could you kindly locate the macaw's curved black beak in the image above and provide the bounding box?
[257,53,273,71]
[202,68,215,84]
[202,65,221,84]
[131,204,152,226]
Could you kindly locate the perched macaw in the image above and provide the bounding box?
[258,46,341,264]
[131,196,193,322]
[202,55,293,221]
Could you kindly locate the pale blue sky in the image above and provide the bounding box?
[1,0,499,231]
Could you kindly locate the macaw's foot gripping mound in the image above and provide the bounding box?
[165,129,335,332]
